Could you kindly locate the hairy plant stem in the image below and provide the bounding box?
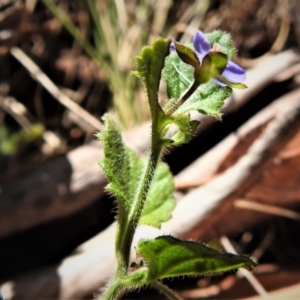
[115,120,163,277]
[102,37,169,298]
[166,80,199,115]
[151,281,184,300]
[98,277,125,300]
[100,268,148,300]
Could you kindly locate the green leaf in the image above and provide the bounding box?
[195,52,228,84]
[127,149,144,200]
[97,115,176,228]
[133,38,170,119]
[215,75,248,89]
[170,118,200,145]
[174,81,231,119]
[162,51,194,101]
[96,114,141,214]
[140,162,176,228]
[159,114,200,146]
[138,235,257,281]
[205,30,236,60]
[162,30,240,119]
[172,41,200,68]
[162,51,231,119]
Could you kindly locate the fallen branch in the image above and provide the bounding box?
[10,47,104,132]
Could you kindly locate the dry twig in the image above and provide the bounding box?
[220,236,269,299]
[10,47,104,132]
[234,200,300,221]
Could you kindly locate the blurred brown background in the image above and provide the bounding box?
[1,0,300,299]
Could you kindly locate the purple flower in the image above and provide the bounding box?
[172,31,246,86]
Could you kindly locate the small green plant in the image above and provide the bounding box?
[0,124,44,156]
[96,30,255,300]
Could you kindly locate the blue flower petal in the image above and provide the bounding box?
[170,42,176,51]
[222,61,246,83]
[193,31,211,61]
[212,78,227,87]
